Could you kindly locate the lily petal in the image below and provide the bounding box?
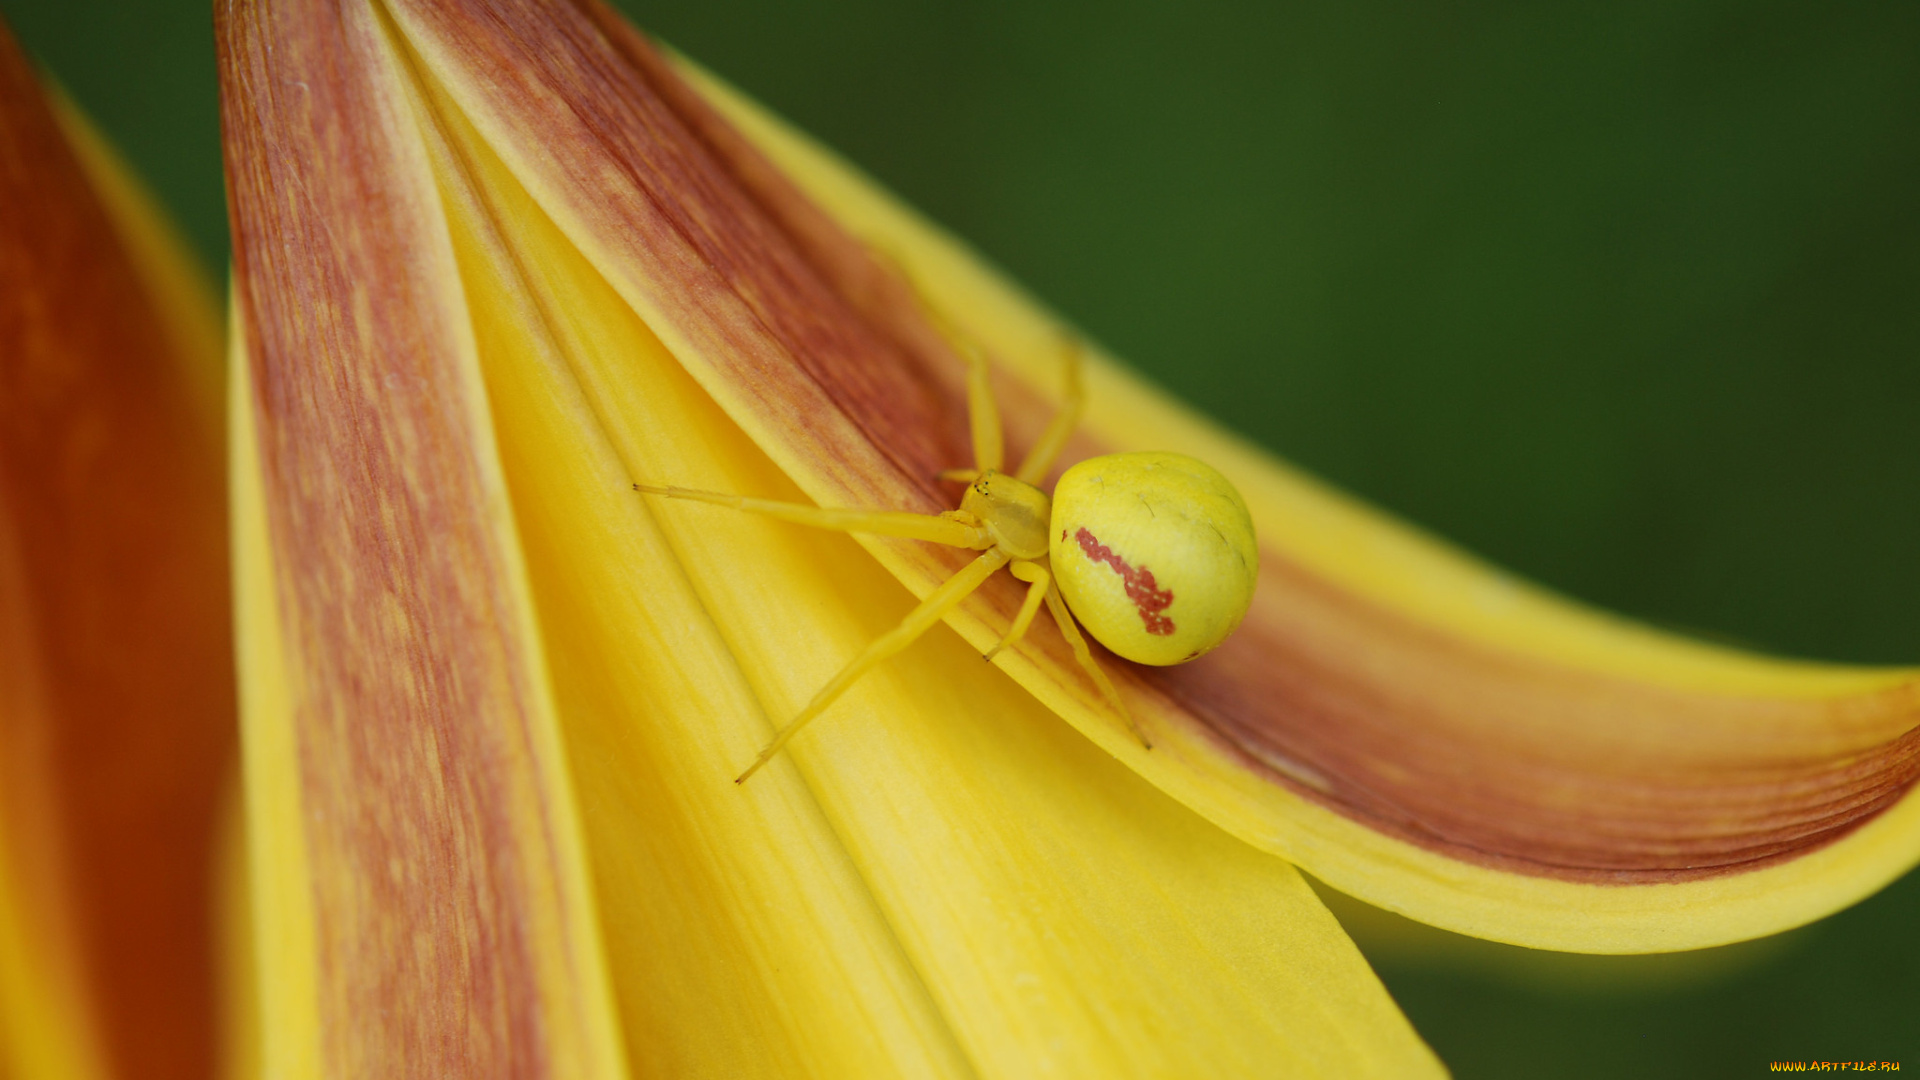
[377,0,1917,954]
[675,62,1920,954]
[429,60,1436,1077]
[220,3,627,1075]
[1,20,231,1080]
[225,0,1440,1073]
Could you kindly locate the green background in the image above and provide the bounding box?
[4,0,1914,1075]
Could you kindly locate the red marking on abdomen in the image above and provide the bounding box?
[1075,527,1175,635]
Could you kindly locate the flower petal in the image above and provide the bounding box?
[219,3,624,1074]
[679,65,1920,953]
[404,41,1439,1069]
[379,0,1917,953]
[232,0,1444,1071]
[1,19,231,1080]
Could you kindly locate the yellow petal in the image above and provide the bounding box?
[220,3,624,1074]
[678,63,1920,953]
[0,19,231,1080]
[426,55,1434,1076]
[369,0,1920,954]
[227,0,1442,1072]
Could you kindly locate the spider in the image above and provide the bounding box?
[636,329,1258,784]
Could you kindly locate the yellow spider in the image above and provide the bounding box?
[637,334,1257,783]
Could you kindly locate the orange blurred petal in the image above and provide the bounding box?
[0,18,232,1080]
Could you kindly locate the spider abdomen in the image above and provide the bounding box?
[1049,452,1257,666]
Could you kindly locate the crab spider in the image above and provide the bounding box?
[635,335,1257,784]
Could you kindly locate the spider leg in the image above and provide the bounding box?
[1043,581,1150,750]
[737,549,1013,783]
[938,468,981,485]
[983,559,1050,662]
[1014,336,1086,485]
[869,243,1005,474]
[963,339,1005,474]
[634,484,990,549]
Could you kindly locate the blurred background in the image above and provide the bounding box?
[3,0,1913,1074]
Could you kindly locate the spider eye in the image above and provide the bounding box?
[1048,452,1257,666]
